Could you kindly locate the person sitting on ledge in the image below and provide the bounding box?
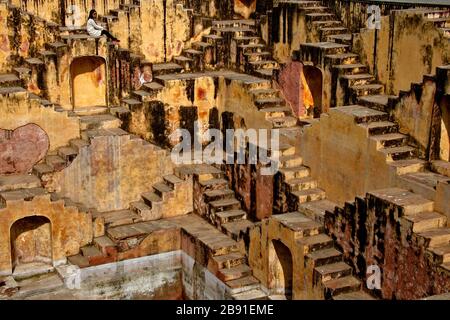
[87,9,120,43]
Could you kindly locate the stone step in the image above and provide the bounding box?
[0,187,47,206]
[305,13,335,22]
[359,121,399,135]
[323,275,362,298]
[418,228,450,248]
[0,86,27,97]
[210,252,247,270]
[274,211,323,236]
[199,178,229,189]
[152,182,173,199]
[222,219,254,241]
[67,254,90,268]
[320,27,348,40]
[255,97,285,108]
[328,33,352,45]
[397,171,450,201]
[163,174,184,189]
[286,176,318,191]
[204,189,235,202]
[254,68,275,80]
[380,145,416,161]
[431,160,450,178]
[358,94,398,112]
[232,288,267,300]
[291,188,326,204]
[131,90,152,102]
[226,275,260,294]
[93,209,141,227]
[69,138,90,152]
[0,174,41,192]
[244,51,271,62]
[369,188,434,215]
[403,211,447,233]
[335,105,389,123]
[81,245,103,259]
[279,154,303,168]
[260,106,291,119]
[324,53,359,65]
[141,192,163,208]
[333,291,376,300]
[428,244,450,264]
[350,83,384,99]
[312,20,343,28]
[192,41,212,50]
[79,114,121,131]
[130,201,153,219]
[215,209,247,225]
[143,82,164,93]
[45,155,67,171]
[57,146,78,162]
[370,133,409,148]
[152,62,183,76]
[218,264,252,282]
[315,261,353,283]
[249,60,279,70]
[93,235,117,255]
[307,247,343,267]
[298,199,337,223]
[32,163,54,178]
[280,165,311,179]
[210,198,241,212]
[340,73,374,87]
[333,63,367,75]
[388,159,427,175]
[300,233,334,254]
[0,73,21,87]
[249,88,280,99]
[239,43,266,54]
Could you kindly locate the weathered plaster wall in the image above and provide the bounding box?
[0,3,10,72]
[71,56,107,109]
[299,109,394,205]
[0,95,80,152]
[392,77,437,157]
[355,11,449,95]
[0,124,49,175]
[0,195,92,275]
[248,215,324,299]
[48,133,174,212]
[324,191,450,299]
[125,75,272,149]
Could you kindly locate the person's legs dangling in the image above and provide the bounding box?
[101,30,119,42]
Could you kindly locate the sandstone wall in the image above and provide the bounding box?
[299,109,395,205]
[0,95,80,153]
[125,75,271,148]
[0,195,92,275]
[355,11,449,95]
[324,191,450,299]
[49,133,173,212]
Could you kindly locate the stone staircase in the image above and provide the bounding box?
[274,209,375,300]
[175,164,254,242]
